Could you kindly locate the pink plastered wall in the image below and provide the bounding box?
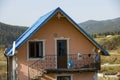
[16,14,95,80]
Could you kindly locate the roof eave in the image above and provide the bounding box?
[58,8,109,56]
[5,7,110,56]
[5,7,61,55]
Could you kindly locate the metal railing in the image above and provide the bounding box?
[28,54,100,80]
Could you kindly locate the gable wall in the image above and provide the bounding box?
[28,15,95,55]
[16,15,95,79]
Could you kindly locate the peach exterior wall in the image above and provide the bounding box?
[16,15,95,80]
[40,72,95,80]
[72,72,95,80]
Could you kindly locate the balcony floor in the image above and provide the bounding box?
[45,68,97,73]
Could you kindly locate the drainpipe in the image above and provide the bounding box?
[7,57,9,80]
[4,54,9,80]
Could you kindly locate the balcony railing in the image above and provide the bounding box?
[28,54,100,80]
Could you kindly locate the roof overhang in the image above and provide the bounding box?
[5,7,109,56]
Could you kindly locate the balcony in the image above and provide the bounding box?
[28,54,100,79]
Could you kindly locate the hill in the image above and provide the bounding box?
[0,17,120,47]
[0,20,120,79]
[0,22,27,47]
[80,17,120,34]
[95,35,120,52]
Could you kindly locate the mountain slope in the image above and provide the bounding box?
[0,17,120,47]
[80,17,120,34]
[0,22,27,47]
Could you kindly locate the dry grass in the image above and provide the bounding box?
[0,48,7,80]
[99,77,120,80]
[0,48,6,61]
[95,35,120,52]
[101,54,120,64]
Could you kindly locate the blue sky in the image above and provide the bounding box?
[0,0,120,26]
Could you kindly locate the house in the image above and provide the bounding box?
[5,7,109,80]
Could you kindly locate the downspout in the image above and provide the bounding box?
[7,57,9,80]
[12,41,16,80]
[4,41,16,80]
[4,54,9,80]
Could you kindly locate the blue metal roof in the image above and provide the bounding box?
[5,7,109,56]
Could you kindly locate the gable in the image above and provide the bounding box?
[5,7,109,56]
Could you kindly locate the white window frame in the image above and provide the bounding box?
[54,37,70,69]
[27,39,46,60]
[55,74,73,80]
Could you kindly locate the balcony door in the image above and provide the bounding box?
[57,40,67,69]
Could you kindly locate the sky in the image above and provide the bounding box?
[0,0,120,26]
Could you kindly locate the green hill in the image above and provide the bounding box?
[1,17,120,47]
[80,17,120,34]
[0,22,120,79]
[0,22,27,47]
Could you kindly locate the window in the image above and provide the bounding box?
[28,40,45,58]
[57,76,71,80]
[57,40,67,56]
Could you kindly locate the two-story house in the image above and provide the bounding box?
[5,7,109,80]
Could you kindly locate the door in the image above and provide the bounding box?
[57,40,67,69]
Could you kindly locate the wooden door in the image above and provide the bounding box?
[57,40,67,69]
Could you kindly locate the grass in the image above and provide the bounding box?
[101,54,120,64]
[0,62,7,80]
[0,64,7,80]
[0,48,6,61]
[96,35,120,76]
[95,35,120,51]
[100,66,120,75]
[99,77,120,80]
[0,48,7,80]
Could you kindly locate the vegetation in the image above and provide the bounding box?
[95,35,120,51]
[91,31,120,38]
[0,61,7,80]
[96,35,120,80]
[101,54,120,64]
[99,77,120,80]
[0,20,120,80]
[80,17,120,34]
[100,66,120,75]
[0,22,27,47]
[0,48,7,80]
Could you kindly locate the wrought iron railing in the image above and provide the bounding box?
[28,54,100,80]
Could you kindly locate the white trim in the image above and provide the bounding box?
[12,41,16,56]
[54,37,70,69]
[55,74,73,80]
[27,39,46,61]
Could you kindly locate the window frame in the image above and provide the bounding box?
[27,40,46,60]
[56,74,73,80]
[54,38,70,69]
